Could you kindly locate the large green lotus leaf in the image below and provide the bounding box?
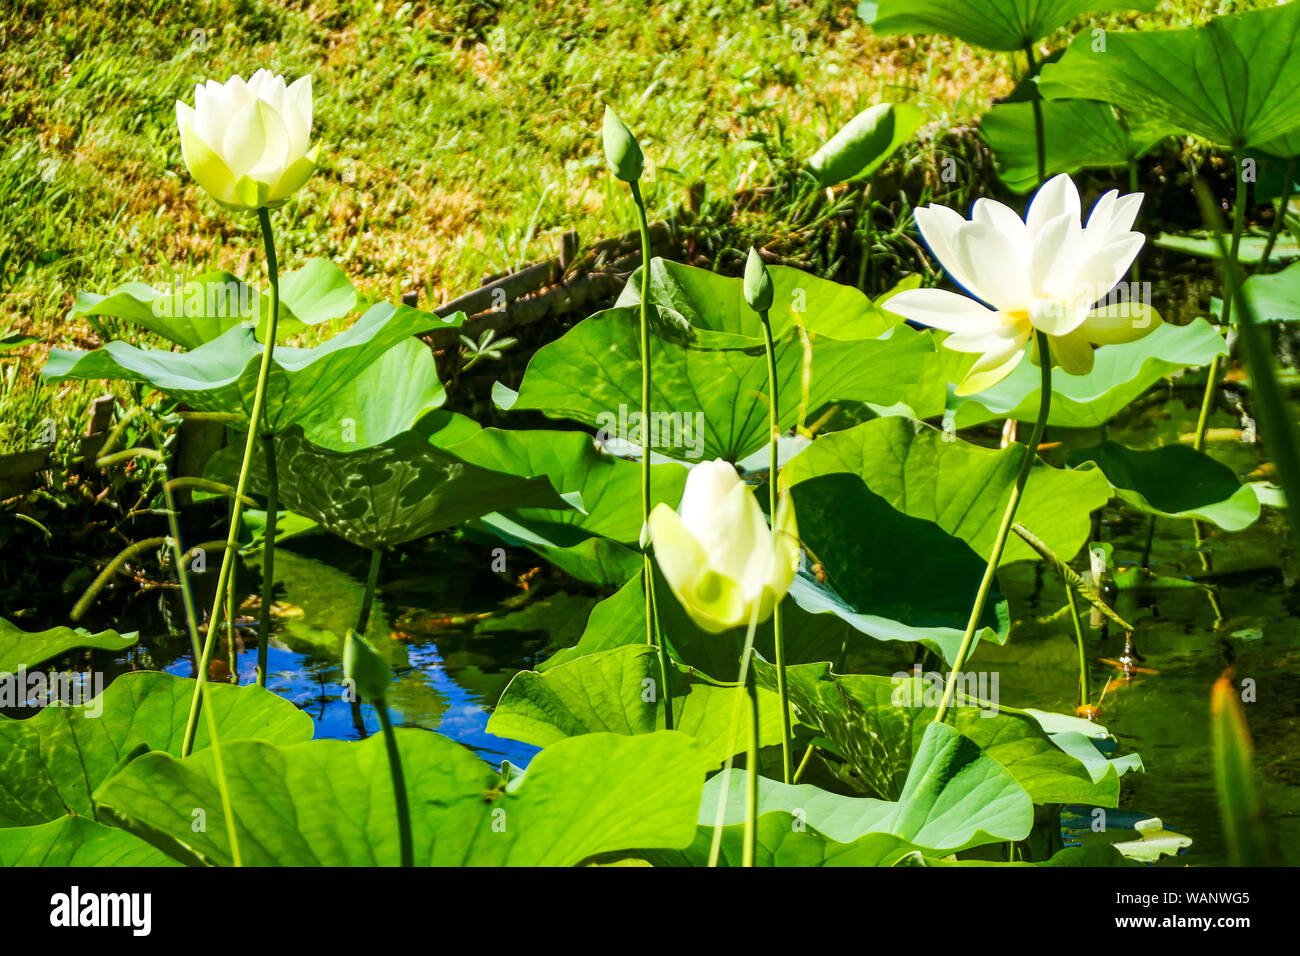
[541,565,849,682]
[42,303,463,429]
[497,305,930,463]
[0,814,180,866]
[1038,3,1300,148]
[859,0,1158,52]
[445,427,688,543]
[807,102,925,187]
[653,721,1033,866]
[446,423,685,583]
[68,258,358,348]
[787,473,1010,665]
[783,417,1111,565]
[209,424,576,550]
[1249,141,1300,201]
[951,319,1227,429]
[982,99,1175,193]
[910,844,1134,866]
[614,257,899,342]
[0,671,312,827]
[290,338,458,450]
[0,617,137,676]
[1153,230,1300,265]
[1068,441,1260,531]
[487,644,785,766]
[762,662,1129,806]
[470,512,643,588]
[1237,260,1300,324]
[96,730,710,866]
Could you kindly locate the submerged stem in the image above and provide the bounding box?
[357,546,384,635]
[182,206,282,756]
[1065,585,1089,709]
[934,330,1052,724]
[1193,146,1248,454]
[1257,156,1294,274]
[256,432,278,687]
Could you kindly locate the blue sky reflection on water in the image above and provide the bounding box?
[166,638,539,768]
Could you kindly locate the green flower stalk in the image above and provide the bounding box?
[1023,42,1047,188]
[603,105,672,730]
[708,603,762,868]
[1193,147,1249,455]
[344,630,412,867]
[935,331,1051,724]
[743,247,794,784]
[179,70,318,754]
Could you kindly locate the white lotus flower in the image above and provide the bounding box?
[175,69,318,211]
[887,173,1160,394]
[648,459,800,633]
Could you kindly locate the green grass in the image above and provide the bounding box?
[0,0,1268,455]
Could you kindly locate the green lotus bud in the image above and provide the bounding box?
[743,247,774,312]
[343,629,389,701]
[602,106,643,182]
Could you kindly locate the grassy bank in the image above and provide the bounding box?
[0,0,1265,455]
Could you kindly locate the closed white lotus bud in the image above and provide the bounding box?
[649,459,800,633]
[175,69,318,211]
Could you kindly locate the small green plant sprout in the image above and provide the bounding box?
[460,328,518,371]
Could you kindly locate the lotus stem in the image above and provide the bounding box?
[1193,145,1248,454]
[256,432,277,687]
[254,207,282,686]
[71,536,169,620]
[757,306,794,784]
[708,602,762,868]
[1065,585,1089,709]
[1128,157,1141,282]
[164,477,256,507]
[148,419,242,866]
[225,568,237,681]
[1257,155,1294,274]
[629,178,673,732]
[1008,522,1135,633]
[182,206,283,757]
[855,182,875,292]
[1024,43,1046,187]
[357,545,383,634]
[793,744,814,784]
[1140,514,1156,569]
[374,702,413,867]
[745,672,759,868]
[934,330,1052,724]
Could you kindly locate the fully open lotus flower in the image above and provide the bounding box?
[649,459,799,633]
[886,173,1161,394]
[176,69,318,211]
